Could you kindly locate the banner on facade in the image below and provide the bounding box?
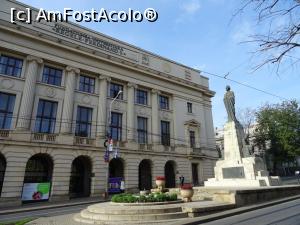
[21,182,51,201]
[108,177,124,193]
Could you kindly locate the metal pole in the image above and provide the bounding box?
[105,90,123,199]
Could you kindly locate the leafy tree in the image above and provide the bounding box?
[236,0,300,71]
[254,100,300,174]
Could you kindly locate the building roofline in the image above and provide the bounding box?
[11,0,207,79]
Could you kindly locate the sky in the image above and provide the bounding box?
[19,0,300,129]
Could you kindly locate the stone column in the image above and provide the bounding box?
[96,75,111,138]
[127,82,137,142]
[151,89,160,144]
[0,154,27,207]
[49,157,72,202]
[16,55,43,130]
[60,66,79,134]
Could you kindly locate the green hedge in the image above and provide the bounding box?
[111,192,177,203]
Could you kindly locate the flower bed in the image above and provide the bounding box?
[111,192,177,203]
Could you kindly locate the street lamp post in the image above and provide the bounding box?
[104,90,123,199]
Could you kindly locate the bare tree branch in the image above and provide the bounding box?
[235,0,300,71]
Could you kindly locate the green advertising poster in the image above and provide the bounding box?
[21,182,51,201]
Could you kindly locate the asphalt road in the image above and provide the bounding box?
[0,203,91,224]
[1,198,300,225]
[201,198,300,225]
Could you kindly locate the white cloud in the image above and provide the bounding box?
[181,0,201,14]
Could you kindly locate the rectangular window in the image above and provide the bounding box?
[0,55,23,77]
[159,95,169,110]
[0,92,16,129]
[75,106,93,137]
[137,117,147,144]
[79,75,95,93]
[136,89,148,105]
[110,112,122,141]
[35,100,58,133]
[187,102,193,113]
[42,66,62,86]
[161,121,170,146]
[110,83,123,99]
[190,131,195,148]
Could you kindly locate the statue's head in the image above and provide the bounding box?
[226,85,231,91]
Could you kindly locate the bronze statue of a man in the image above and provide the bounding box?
[223,85,237,122]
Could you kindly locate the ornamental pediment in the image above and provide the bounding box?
[184,119,200,127]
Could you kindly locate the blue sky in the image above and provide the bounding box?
[20,0,300,128]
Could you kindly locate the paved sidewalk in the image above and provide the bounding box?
[0,197,106,215]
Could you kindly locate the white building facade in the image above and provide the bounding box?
[0,0,217,207]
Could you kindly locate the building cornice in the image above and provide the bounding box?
[0,21,215,97]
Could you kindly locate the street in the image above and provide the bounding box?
[201,198,300,225]
[0,203,91,224]
[1,198,300,225]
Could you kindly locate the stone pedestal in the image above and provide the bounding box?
[205,121,280,187]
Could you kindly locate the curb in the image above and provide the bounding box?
[175,195,300,225]
[0,199,107,216]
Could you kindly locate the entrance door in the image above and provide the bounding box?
[139,159,152,190]
[69,156,91,198]
[23,154,53,202]
[165,161,176,188]
[0,154,6,196]
[192,163,199,186]
[109,158,124,178]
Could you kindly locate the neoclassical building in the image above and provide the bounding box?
[0,0,217,206]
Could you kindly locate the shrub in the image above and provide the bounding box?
[111,192,178,203]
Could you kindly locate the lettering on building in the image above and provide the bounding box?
[52,23,125,56]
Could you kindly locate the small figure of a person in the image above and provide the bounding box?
[120,179,125,193]
[179,175,184,187]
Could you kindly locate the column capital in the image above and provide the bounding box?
[26,55,43,64]
[127,82,137,89]
[151,89,160,94]
[66,66,80,74]
[99,75,111,82]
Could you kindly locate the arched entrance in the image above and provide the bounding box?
[23,154,53,202]
[109,158,124,193]
[109,158,124,178]
[139,159,152,190]
[69,156,92,198]
[165,161,176,188]
[0,154,6,196]
[24,154,53,183]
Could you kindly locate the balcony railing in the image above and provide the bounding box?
[139,144,153,151]
[0,130,10,138]
[112,140,127,148]
[190,147,204,155]
[74,136,95,146]
[32,133,58,142]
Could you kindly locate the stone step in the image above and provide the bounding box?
[79,209,188,221]
[73,213,185,225]
[87,204,182,215]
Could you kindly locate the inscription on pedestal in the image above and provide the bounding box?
[222,167,245,179]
